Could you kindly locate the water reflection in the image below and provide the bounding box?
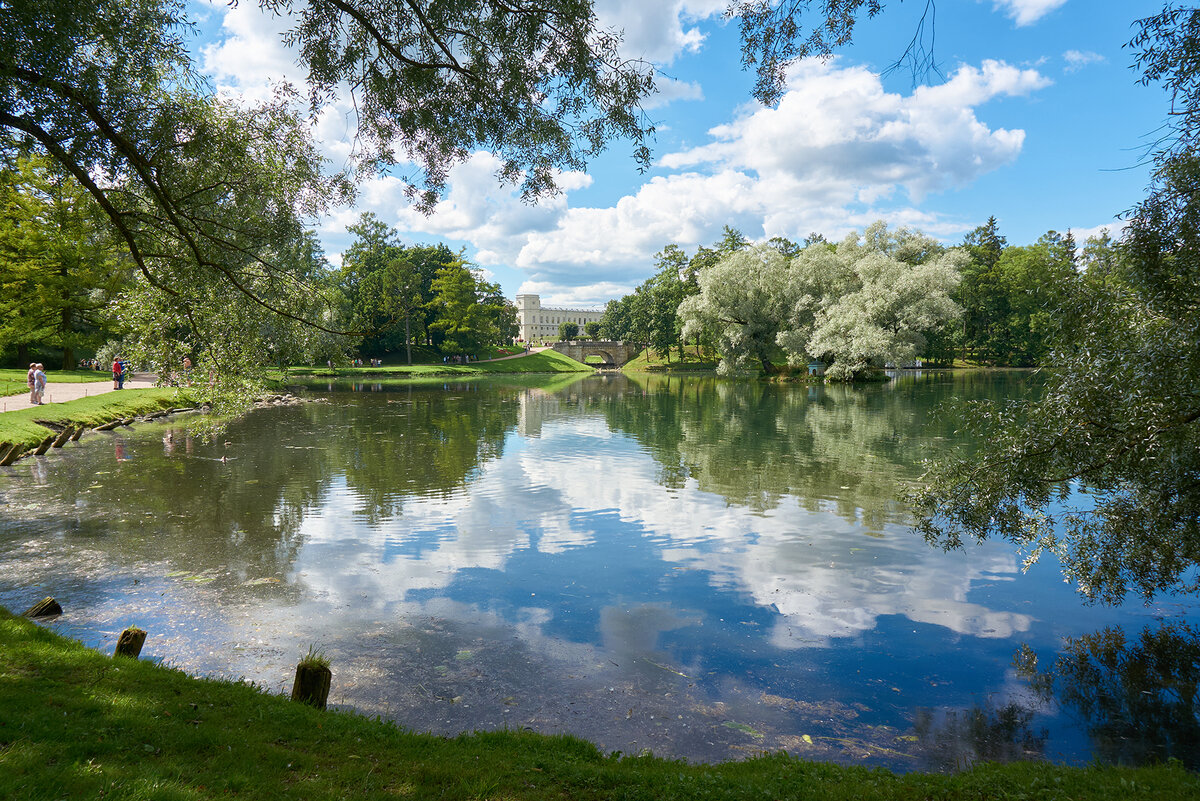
[0,371,1195,770]
[1016,622,1200,769]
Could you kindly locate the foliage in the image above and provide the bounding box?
[0,155,130,369]
[428,262,516,357]
[0,0,662,388]
[956,220,1080,366]
[679,245,796,375]
[912,8,1200,602]
[3,605,1199,800]
[583,321,601,339]
[675,222,961,379]
[558,321,580,340]
[789,223,963,381]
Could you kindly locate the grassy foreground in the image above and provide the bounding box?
[1,609,1196,801]
[283,349,592,378]
[0,388,188,454]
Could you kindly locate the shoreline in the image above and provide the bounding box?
[0,605,1194,800]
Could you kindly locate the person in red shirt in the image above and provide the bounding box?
[112,358,122,389]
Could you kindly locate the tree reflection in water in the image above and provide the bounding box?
[1015,622,1200,769]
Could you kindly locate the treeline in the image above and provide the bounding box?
[0,153,516,371]
[324,213,517,364]
[598,219,1114,379]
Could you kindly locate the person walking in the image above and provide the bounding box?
[32,363,46,405]
[112,357,122,389]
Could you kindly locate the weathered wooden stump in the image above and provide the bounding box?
[0,443,15,465]
[33,434,55,456]
[0,444,26,466]
[291,662,332,710]
[71,427,85,442]
[94,420,121,431]
[23,596,62,618]
[114,627,147,659]
[51,427,74,448]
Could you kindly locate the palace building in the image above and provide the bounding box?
[515,294,605,341]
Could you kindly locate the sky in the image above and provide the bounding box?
[193,0,1169,308]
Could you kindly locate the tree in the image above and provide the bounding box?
[913,9,1200,602]
[558,321,579,340]
[0,0,661,385]
[428,261,509,356]
[678,245,796,375]
[777,222,963,381]
[0,155,129,368]
[584,321,601,339]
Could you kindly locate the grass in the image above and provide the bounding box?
[622,347,719,373]
[0,607,1196,801]
[0,367,112,398]
[283,349,592,378]
[0,388,189,454]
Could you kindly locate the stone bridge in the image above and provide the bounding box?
[549,340,639,367]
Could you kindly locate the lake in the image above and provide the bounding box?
[0,370,1196,771]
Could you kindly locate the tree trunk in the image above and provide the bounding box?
[405,314,412,365]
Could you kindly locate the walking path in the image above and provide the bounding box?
[1,375,158,414]
[478,346,550,362]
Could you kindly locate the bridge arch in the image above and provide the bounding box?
[548,340,637,367]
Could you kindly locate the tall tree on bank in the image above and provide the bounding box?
[0,155,129,368]
[913,7,1200,602]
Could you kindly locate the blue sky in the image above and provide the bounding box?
[194,0,1167,307]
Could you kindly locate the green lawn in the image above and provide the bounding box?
[283,349,592,378]
[0,608,1194,801]
[0,367,111,398]
[622,347,719,373]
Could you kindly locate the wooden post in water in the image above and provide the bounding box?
[114,627,147,659]
[291,657,332,710]
[51,427,74,448]
[32,434,55,456]
[23,597,62,618]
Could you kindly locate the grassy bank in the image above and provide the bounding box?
[0,609,1195,801]
[0,368,111,398]
[283,349,592,378]
[622,348,719,374]
[0,389,189,455]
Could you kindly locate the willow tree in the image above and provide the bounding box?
[913,7,1200,603]
[0,0,656,384]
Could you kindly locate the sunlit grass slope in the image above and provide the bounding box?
[0,608,1196,801]
[0,389,186,451]
[284,349,592,377]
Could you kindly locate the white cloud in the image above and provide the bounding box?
[594,0,727,65]
[993,0,1069,27]
[643,77,705,109]
[1068,218,1128,244]
[1063,49,1105,73]
[389,58,1047,298]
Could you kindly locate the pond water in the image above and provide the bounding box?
[1,371,1197,771]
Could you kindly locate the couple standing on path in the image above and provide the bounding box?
[25,363,47,405]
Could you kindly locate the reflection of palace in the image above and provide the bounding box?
[515,294,604,341]
[518,388,562,438]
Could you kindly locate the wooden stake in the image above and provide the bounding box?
[115,627,147,659]
[291,663,332,710]
[23,597,62,618]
